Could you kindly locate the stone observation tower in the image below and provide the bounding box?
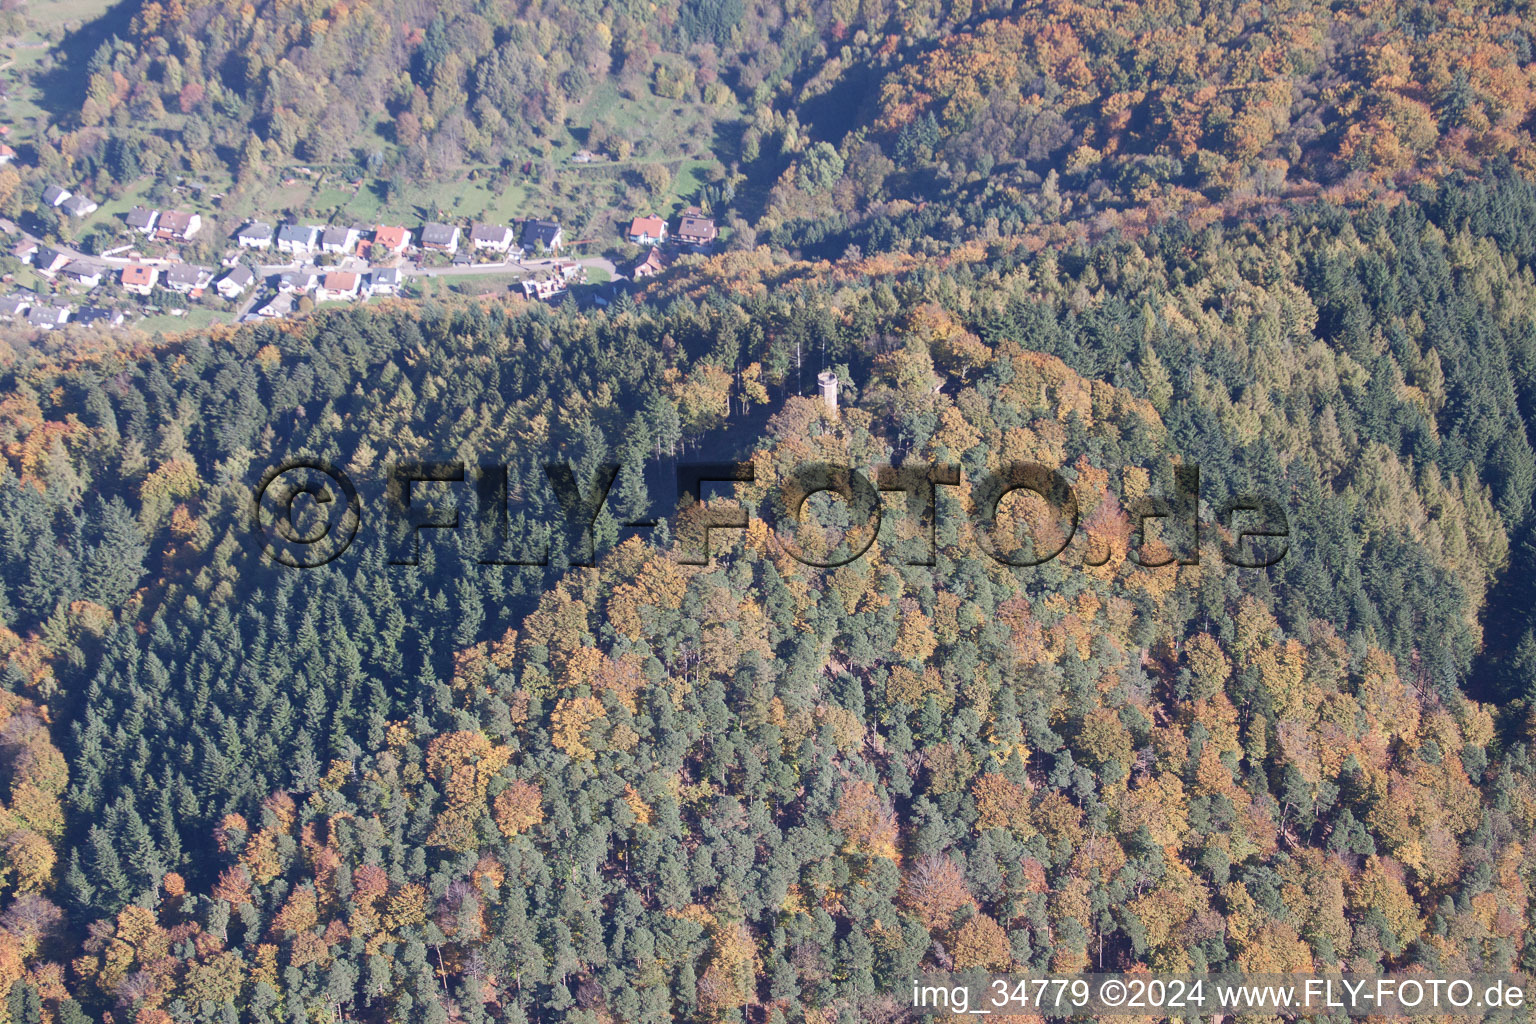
[817,370,839,412]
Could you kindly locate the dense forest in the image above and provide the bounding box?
[0,156,1530,1020]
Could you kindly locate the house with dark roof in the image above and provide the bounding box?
[59,260,104,287]
[42,185,71,207]
[521,219,563,252]
[420,223,460,253]
[370,267,401,295]
[74,306,124,327]
[676,208,718,248]
[26,304,70,329]
[32,247,69,274]
[258,293,295,318]
[61,194,98,218]
[164,264,212,293]
[470,223,514,252]
[321,225,360,254]
[277,270,317,293]
[276,224,319,255]
[126,206,160,234]
[237,222,273,249]
[0,293,32,317]
[216,266,254,299]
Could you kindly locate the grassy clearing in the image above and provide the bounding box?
[135,307,231,333]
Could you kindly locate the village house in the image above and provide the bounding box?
[59,260,104,287]
[628,215,667,247]
[521,219,563,252]
[74,306,124,327]
[0,294,31,318]
[316,271,361,302]
[11,240,36,264]
[470,223,515,252]
[26,304,70,330]
[0,144,15,166]
[321,225,360,255]
[372,225,411,254]
[277,270,317,293]
[676,207,718,248]
[276,224,319,255]
[237,222,273,249]
[631,246,670,280]
[369,267,401,295]
[155,211,202,242]
[61,194,98,218]
[33,247,69,275]
[258,293,295,318]
[42,185,71,207]
[120,264,158,295]
[420,223,460,253]
[216,266,254,299]
[164,264,212,294]
[126,207,160,235]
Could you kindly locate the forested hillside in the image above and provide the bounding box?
[10,0,1535,247]
[0,155,1531,1021]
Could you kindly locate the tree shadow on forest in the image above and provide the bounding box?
[31,2,138,121]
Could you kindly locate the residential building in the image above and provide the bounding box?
[164,264,211,293]
[628,215,667,246]
[0,144,14,165]
[0,294,31,317]
[420,222,460,253]
[60,260,104,287]
[155,211,202,241]
[120,264,158,295]
[676,208,718,248]
[26,304,70,329]
[11,240,36,264]
[258,293,295,318]
[321,225,360,254]
[370,267,401,295]
[126,206,160,235]
[277,270,317,293]
[631,246,670,280]
[521,219,563,252]
[316,271,361,302]
[33,247,69,274]
[74,306,124,327]
[470,223,515,252]
[61,194,98,218]
[42,184,71,207]
[216,266,254,299]
[276,224,319,255]
[237,222,273,249]
[372,225,411,254]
